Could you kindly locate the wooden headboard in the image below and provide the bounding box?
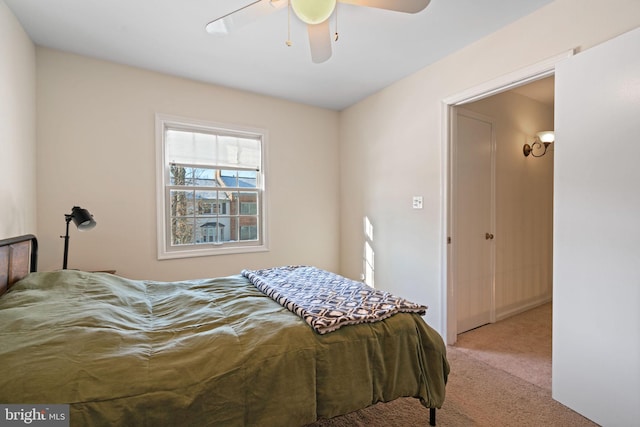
[0,234,38,296]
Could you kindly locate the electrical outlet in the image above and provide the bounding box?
[412,196,423,209]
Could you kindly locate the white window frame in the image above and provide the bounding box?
[155,113,269,260]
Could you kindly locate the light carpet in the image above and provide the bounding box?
[455,302,553,390]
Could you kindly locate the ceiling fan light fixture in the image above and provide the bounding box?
[291,0,337,25]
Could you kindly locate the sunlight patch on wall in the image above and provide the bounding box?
[363,216,374,288]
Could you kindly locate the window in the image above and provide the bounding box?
[156,114,268,259]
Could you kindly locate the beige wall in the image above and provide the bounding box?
[36,48,340,279]
[0,1,36,239]
[339,0,640,331]
[463,89,554,318]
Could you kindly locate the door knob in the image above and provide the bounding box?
[485,232,494,240]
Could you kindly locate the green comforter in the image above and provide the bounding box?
[0,270,448,426]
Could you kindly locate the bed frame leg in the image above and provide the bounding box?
[429,407,436,426]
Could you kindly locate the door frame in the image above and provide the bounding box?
[440,50,574,345]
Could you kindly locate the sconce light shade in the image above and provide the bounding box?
[291,0,337,24]
[524,131,555,157]
[536,131,555,144]
[61,206,96,269]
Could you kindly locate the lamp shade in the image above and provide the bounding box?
[70,206,96,230]
[291,0,337,25]
[536,131,555,144]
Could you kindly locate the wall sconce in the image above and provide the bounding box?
[523,131,555,157]
[61,206,96,269]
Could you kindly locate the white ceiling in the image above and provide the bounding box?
[4,0,554,110]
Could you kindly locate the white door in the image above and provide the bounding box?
[454,109,495,334]
[553,27,640,426]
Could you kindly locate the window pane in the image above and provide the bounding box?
[191,167,217,186]
[170,190,194,216]
[196,217,226,243]
[216,216,235,242]
[170,164,187,186]
[171,217,194,245]
[228,193,238,215]
[220,170,237,187]
[239,217,258,241]
[171,165,219,187]
[238,170,258,188]
[195,191,219,215]
[239,192,258,215]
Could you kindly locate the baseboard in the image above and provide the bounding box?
[495,295,552,322]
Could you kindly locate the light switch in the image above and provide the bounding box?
[412,196,423,209]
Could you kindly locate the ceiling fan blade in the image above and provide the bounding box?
[205,0,286,35]
[338,0,430,14]
[308,20,332,64]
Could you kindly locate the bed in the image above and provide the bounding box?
[0,234,448,426]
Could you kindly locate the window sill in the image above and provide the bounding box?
[157,244,269,260]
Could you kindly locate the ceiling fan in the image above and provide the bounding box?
[206,0,431,63]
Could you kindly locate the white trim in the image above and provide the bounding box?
[155,113,269,260]
[440,102,454,343]
[157,243,269,260]
[495,295,552,322]
[156,113,269,139]
[156,115,168,259]
[440,50,574,345]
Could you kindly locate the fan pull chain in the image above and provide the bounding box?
[334,4,339,41]
[285,0,292,46]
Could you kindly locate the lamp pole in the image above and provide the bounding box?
[62,214,72,269]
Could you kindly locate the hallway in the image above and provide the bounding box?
[453,302,552,390]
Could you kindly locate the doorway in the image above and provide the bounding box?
[442,51,570,344]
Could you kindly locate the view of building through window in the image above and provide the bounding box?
[169,165,259,245]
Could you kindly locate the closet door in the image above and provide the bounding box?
[454,109,495,334]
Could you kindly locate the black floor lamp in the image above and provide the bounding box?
[61,206,96,269]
